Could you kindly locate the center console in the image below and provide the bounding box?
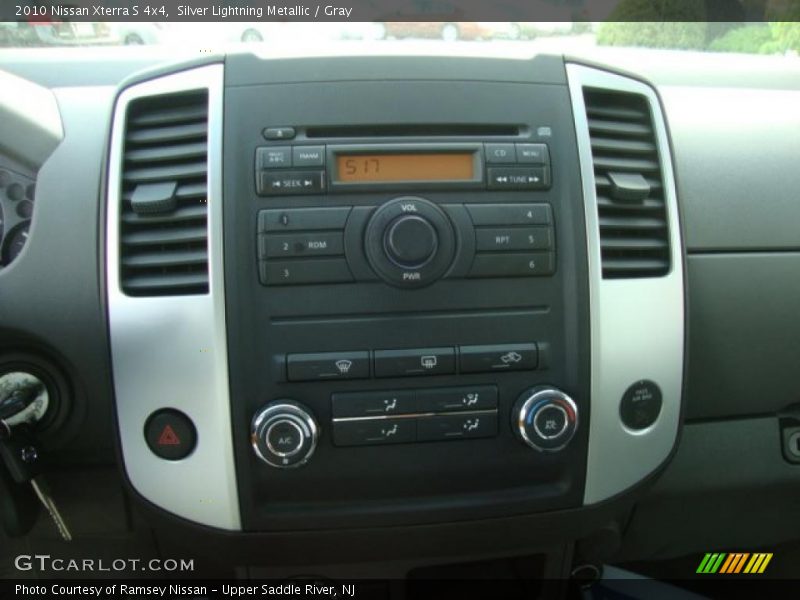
[106,54,685,538]
[222,57,589,531]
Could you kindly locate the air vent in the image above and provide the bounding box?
[119,90,209,295]
[584,88,670,278]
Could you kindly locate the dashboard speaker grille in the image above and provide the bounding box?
[119,90,209,295]
[584,88,670,278]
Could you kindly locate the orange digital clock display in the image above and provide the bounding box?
[336,153,474,183]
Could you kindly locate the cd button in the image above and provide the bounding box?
[485,143,516,163]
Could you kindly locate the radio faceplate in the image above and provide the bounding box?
[222,72,590,531]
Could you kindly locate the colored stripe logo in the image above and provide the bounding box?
[697,552,772,574]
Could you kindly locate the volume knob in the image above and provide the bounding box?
[251,401,318,468]
[513,386,578,452]
[384,214,439,268]
[364,197,456,289]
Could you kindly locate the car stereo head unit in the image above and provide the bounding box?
[220,68,592,531]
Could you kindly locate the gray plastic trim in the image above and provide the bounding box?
[106,64,240,530]
[0,69,63,169]
[566,64,685,505]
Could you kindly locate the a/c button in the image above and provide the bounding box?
[266,420,304,457]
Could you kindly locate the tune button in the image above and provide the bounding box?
[384,215,438,268]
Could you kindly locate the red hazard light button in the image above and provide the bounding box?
[144,409,197,461]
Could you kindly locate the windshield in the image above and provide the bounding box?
[1,21,799,57]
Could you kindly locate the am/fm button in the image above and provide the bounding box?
[292,145,325,167]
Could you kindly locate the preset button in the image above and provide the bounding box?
[259,258,353,285]
[259,232,344,259]
[466,204,552,227]
[468,252,554,278]
[475,227,552,251]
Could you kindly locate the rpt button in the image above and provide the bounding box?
[475,227,552,251]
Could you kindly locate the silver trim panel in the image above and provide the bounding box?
[566,64,685,505]
[106,64,241,530]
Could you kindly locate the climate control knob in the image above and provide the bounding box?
[251,401,318,468]
[513,386,578,452]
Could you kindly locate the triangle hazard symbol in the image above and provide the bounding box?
[157,424,181,446]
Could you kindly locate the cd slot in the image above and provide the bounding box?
[306,123,522,138]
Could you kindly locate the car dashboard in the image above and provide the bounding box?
[1,46,799,587]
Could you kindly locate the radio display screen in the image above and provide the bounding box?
[335,153,474,183]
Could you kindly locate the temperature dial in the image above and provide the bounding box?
[513,386,578,452]
[251,401,318,468]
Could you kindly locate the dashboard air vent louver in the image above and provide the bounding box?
[119,90,209,295]
[584,88,670,278]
